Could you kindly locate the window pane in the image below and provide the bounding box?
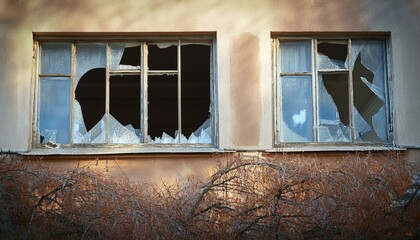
[280,76,314,142]
[109,75,141,144]
[110,43,141,71]
[147,75,178,143]
[317,40,348,70]
[39,77,71,144]
[181,44,212,144]
[72,43,107,144]
[40,43,71,75]
[73,68,106,144]
[148,43,177,70]
[75,43,106,86]
[280,41,311,73]
[318,74,351,142]
[352,40,388,142]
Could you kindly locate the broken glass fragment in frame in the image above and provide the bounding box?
[280,76,314,142]
[148,118,212,144]
[75,43,106,86]
[318,74,351,142]
[109,114,141,144]
[110,43,142,71]
[352,40,388,142]
[317,40,348,70]
[280,41,312,73]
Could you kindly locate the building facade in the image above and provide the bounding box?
[1,0,419,182]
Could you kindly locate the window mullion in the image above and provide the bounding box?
[275,39,281,144]
[105,42,110,144]
[313,38,319,142]
[348,39,355,142]
[177,40,182,143]
[70,42,76,145]
[141,42,148,143]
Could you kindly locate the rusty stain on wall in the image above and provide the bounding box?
[230,33,261,147]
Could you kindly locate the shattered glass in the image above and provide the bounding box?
[39,77,71,144]
[110,43,141,71]
[372,106,388,141]
[41,43,72,75]
[73,110,141,144]
[109,114,141,144]
[352,40,388,142]
[353,107,372,141]
[73,100,87,143]
[190,118,212,143]
[280,41,312,72]
[75,43,106,86]
[318,74,351,142]
[109,75,141,141]
[148,118,212,144]
[317,41,348,70]
[280,76,314,142]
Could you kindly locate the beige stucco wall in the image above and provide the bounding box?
[1,0,420,152]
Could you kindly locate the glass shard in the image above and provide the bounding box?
[317,41,348,69]
[352,40,386,102]
[40,43,72,75]
[75,68,106,132]
[280,76,314,142]
[82,115,106,144]
[109,115,140,144]
[73,100,87,144]
[280,41,312,72]
[353,107,371,141]
[372,106,388,142]
[39,77,71,144]
[352,40,388,142]
[318,74,350,142]
[110,43,141,71]
[75,43,106,86]
[193,118,212,144]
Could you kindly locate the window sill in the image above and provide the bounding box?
[22,145,221,156]
[267,144,405,153]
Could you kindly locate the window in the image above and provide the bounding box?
[35,36,215,147]
[274,36,392,145]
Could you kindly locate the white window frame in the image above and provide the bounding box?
[31,34,218,153]
[272,34,395,150]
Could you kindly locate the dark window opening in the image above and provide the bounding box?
[181,44,211,136]
[317,41,348,63]
[75,68,106,131]
[119,46,141,67]
[110,75,141,129]
[320,73,350,126]
[148,44,177,70]
[147,75,178,139]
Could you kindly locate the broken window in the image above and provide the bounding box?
[276,37,391,144]
[36,37,215,147]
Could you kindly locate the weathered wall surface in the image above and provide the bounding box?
[0,0,420,152]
